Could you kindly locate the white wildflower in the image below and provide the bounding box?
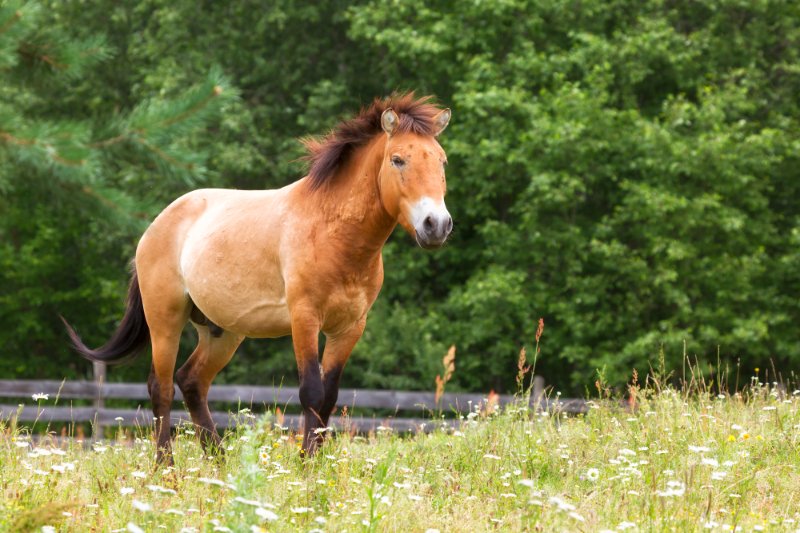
[549,496,576,511]
[585,468,600,481]
[51,462,75,473]
[120,487,135,495]
[127,523,145,533]
[701,457,719,468]
[234,497,276,509]
[131,500,152,512]
[132,471,147,479]
[656,481,686,497]
[147,484,177,495]
[197,477,235,489]
[688,445,711,453]
[255,507,278,521]
[32,393,49,401]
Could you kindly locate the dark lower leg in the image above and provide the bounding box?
[320,366,342,426]
[148,366,175,466]
[299,359,325,455]
[175,367,221,451]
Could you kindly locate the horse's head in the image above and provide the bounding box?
[378,107,452,249]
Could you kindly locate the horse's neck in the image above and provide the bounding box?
[310,136,395,257]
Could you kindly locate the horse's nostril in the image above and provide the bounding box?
[445,216,453,233]
[423,215,434,232]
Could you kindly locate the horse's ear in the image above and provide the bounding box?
[432,108,451,136]
[381,109,399,136]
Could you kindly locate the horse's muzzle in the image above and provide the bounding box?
[415,213,453,249]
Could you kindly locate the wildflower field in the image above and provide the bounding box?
[3,380,800,532]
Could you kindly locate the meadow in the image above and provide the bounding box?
[3,374,800,532]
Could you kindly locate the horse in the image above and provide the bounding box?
[63,93,453,464]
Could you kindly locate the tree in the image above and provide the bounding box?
[0,0,235,377]
[347,0,800,390]
[3,0,799,394]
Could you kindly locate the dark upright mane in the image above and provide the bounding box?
[302,92,443,190]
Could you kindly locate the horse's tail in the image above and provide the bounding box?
[62,267,150,365]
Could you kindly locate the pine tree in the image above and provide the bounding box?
[0,0,235,377]
[0,0,234,199]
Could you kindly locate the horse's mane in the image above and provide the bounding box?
[302,92,443,190]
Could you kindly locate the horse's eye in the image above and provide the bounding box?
[391,155,405,167]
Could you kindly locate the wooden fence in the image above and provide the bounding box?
[0,367,588,435]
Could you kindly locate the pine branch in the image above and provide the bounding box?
[1,69,235,183]
[0,0,38,68]
[0,2,237,213]
[0,7,21,35]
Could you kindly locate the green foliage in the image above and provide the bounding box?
[346,0,800,391]
[1,0,799,392]
[0,0,235,378]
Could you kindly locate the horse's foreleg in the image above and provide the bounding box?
[291,314,325,456]
[176,329,242,453]
[320,319,366,430]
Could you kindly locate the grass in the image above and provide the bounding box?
[2,378,800,532]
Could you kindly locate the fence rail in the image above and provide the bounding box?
[0,373,590,434]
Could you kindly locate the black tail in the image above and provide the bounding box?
[62,268,150,365]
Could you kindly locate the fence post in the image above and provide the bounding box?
[532,375,545,412]
[93,361,106,439]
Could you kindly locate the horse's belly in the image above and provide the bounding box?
[189,284,292,338]
[226,299,292,338]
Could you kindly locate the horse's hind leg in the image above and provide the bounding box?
[139,267,190,466]
[147,325,184,466]
[176,327,243,452]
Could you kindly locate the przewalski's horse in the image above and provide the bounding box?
[63,93,453,464]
